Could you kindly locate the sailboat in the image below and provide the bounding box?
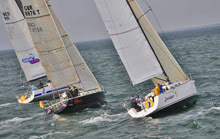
[95,0,198,118]
[0,0,106,109]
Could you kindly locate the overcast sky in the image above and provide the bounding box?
[0,0,220,50]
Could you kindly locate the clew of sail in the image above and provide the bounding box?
[0,0,46,81]
[127,0,188,85]
[20,0,79,88]
[94,0,163,85]
[46,0,101,91]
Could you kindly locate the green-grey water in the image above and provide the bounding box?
[0,26,220,139]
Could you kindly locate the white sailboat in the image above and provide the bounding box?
[0,0,106,107]
[95,0,198,118]
[0,0,52,104]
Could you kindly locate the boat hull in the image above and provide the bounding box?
[18,86,69,104]
[127,80,198,118]
[149,94,198,118]
[47,91,105,114]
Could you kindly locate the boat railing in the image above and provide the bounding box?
[123,102,131,111]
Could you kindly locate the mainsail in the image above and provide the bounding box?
[19,0,80,88]
[95,0,188,85]
[94,0,163,85]
[46,0,100,91]
[0,0,46,81]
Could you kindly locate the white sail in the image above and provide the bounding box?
[127,1,188,84]
[46,1,100,91]
[20,0,79,88]
[0,0,46,81]
[94,0,163,85]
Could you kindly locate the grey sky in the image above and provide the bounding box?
[0,0,220,50]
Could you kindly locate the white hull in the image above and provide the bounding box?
[127,80,198,118]
[18,85,69,104]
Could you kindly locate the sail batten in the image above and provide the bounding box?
[0,0,46,81]
[95,0,163,85]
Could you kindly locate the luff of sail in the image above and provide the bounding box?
[46,0,101,91]
[127,0,188,84]
[0,0,46,81]
[94,0,163,85]
[20,0,79,88]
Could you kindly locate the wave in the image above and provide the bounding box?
[0,117,32,126]
[80,111,127,125]
[29,131,72,139]
[210,107,220,110]
[0,102,16,108]
[0,112,44,129]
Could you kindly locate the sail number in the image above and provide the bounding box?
[2,12,10,21]
[28,22,43,33]
[24,5,40,17]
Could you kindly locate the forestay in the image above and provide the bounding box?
[0,0,46,81]
[128,0,188,84]
[46,0,100,91]
[20,0,79,88]
[94,0,163,85]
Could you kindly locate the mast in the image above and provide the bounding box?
[126,0,170,83]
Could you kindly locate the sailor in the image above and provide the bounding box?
[69,86,74,97]
[130,95,136,108]
[37,80,44,89]
[130,95,142,111]
[73,86,79,97]
[31,85,38,92]
[46,79,51,86]
[159,84,163,94]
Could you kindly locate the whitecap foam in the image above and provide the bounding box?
[0,102,16,108]
[29,131,72,139]
[210,107,220,110]
[0,117,32,127]
[0,112,44,129]
[80,112,127,125]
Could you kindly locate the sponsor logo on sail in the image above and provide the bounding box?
[22,53,40,64]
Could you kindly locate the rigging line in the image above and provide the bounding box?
[126,0,170,83]
[103,0,141,95]
[143,0,168,41]
[138,8,152,20]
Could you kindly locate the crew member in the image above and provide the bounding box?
[37,80,44,89]
[69,86,74,97]
[73,86,79,97]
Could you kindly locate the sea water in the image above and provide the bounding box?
[0,26,220,139]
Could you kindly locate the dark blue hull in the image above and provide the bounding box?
[47,91,105,114]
